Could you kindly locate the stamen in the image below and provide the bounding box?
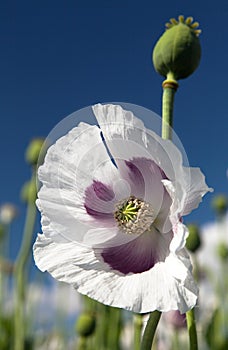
[114,196,154,235]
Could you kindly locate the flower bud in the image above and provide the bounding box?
[217,242,228,261]
[211,194,228,216]
[186,224,201,253]
[153,15,201,80]
[20,180,37,204]
[25,138,46,166]
[75,313,96,337]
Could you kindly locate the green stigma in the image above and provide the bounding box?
[115,196,141,223]
[114,196,154,235]
[165,15,201,37]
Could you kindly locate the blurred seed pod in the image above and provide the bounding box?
[211,194,228,217]
[20,180,37,204]
[75,313,96,337]
[186,224,201,253]
[25,138,47,166]
[217,242,228,261]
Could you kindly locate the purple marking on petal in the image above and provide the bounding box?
[84,180,115,220]
[101,230,171,274]
[123,158,168,200]
[84,205,112,219]
[126,158,167,180]
[125,160,145,196]
[92,180,115,201]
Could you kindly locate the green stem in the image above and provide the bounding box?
[161,74,178,140]
[172,329,180,350]
[0,225,8,316]
[139,73,178,350]
[134,314,143,350]
[78,336,87,350]
[107,307,122,350]
[14,185,37,350]
[186,308,198,350]
[140,311,161,350]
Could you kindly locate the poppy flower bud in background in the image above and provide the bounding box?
[153,15,201,81]
[20,180,37,204]
[211,194,228,217]
[75,313,96,337]
[186,224,201,253]
[217,242,228,261]
[25,138,46,166]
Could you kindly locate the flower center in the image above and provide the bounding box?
[114,196,154,235]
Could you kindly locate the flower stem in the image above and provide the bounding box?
[107,307,122,349]
[162,73,178,140]
[140,71,177,350]
[140,311,161,350]
[186,308,198,350]
[14,179,37,350]
[78,336,87,350]
[134,314,143,350]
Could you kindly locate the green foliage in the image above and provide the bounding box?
[206,308,228,350]
[0,316,14,350]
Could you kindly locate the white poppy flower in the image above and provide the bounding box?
[33,104,212,314]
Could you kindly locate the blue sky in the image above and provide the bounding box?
[0,1,227,257]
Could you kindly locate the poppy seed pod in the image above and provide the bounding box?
[153,15,201,80]
[186,224,201,253]
[20,180,37,204]
[217,242,228,261]
[211,194,228,216]
[76,313,96,337]
[25,138,46,166]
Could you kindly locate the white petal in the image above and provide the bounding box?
[93,104,212,219]
[169,221,189,253]
[92,104,186,183]
[154,189,172,234]
[82,227,140,248]
[37,121,123,243]
[33,234,197,314]
[182,167,213,216]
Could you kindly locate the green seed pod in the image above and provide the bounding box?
[186,224,201,253]
[153,15,201,80]
[25,138,46,166]
[211,194,228,216]
[75,313,96,337]
[217,242,228,261]
[20,180,37,204]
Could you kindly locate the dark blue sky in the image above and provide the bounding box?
[1,1,227,256]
